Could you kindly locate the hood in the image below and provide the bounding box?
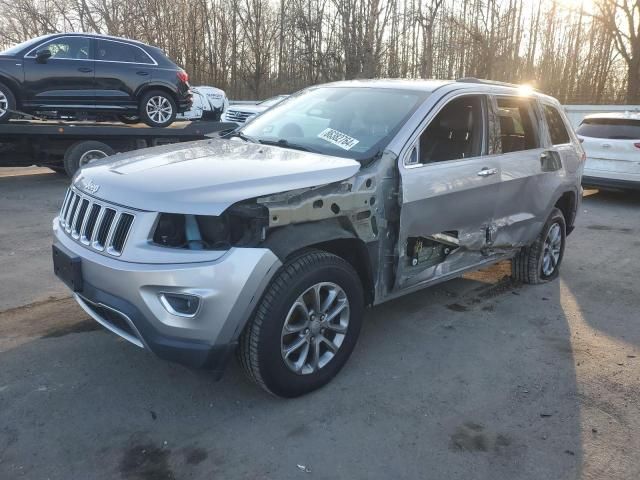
[74,139,360,215]
[227,104,266,114]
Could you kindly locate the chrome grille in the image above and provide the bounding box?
[58,188,135,257]
[224,109,255,123]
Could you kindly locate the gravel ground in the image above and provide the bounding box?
[0,167,639,480]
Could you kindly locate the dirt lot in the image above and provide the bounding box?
[1,167,639,480]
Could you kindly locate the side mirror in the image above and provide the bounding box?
[35,49,52,63]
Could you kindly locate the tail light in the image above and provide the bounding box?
[177,70,189,83]
[634,143,640,149]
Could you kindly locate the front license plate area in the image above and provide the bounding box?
[52,244,83,292]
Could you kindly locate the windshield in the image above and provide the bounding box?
[241,86,429,161]
[577,118,640,140]
[0,35,50,56]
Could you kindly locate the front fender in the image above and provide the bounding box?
[262,218,358,260]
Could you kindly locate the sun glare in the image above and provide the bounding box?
[518,84,535,96]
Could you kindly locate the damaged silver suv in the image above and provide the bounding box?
[52,79,584,397]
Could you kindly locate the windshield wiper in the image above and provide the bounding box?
[258,138,318,153]
[360,149,384,166]
[224,130,259,143]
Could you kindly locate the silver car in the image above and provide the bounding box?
[222,95,289,125]
[52,79,585,397]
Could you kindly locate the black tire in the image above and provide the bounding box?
[512,207,566,284]
[139,90,177,128]
[63,140,115,177]
[0,82,16,123]
[238,250,365,397]
[117,114,140,125]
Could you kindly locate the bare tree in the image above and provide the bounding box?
[0,0,631,102]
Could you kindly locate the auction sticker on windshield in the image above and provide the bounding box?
[317,128,360,150]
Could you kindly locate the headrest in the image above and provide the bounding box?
[439,106,472,132]
[499,115,517,136]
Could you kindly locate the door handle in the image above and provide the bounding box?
[136,71,150,76]
[78,67,93,73]
[477,167,497,177]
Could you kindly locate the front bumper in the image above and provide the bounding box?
[53,220,281,374]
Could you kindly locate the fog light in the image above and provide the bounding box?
[159,293,200,317]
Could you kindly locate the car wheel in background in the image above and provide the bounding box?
[0,82,16,123]
[117,114,140,125]
[238,250,364,397]
[140,90,177,128]
[512,207,566,284]
[63,140,115,177]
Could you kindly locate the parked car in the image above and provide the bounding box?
[52,79,584,397]
[179,86,229,121]
[222,95,288,124]
[576,112,640,190]
[0,33,192,127]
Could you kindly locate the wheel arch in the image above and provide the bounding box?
[136,82,179,103]
[0,74,21,107]
[262,219,376,306]
[554,189,578,235]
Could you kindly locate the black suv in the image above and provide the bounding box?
[0,33,192,127]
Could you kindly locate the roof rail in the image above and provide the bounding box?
[456,77,534,90]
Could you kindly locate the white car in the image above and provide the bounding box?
[577,112,640,190]
[222,95,289,125]
[178,86,229,121]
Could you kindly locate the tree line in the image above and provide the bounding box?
[0,0,638,104]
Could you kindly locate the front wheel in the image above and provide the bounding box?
[140,90,177,128]
[512,207,566,284]
[0,82,16,123]
[238,251,364,397]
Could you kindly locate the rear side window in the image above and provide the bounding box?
[495,97,540,153]
[576,119,640,140]
[543,105,571,145]
[96,40,153,64]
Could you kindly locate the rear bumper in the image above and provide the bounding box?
[177,96,192,113]
[177,85,193,113]
[582,175,640,191]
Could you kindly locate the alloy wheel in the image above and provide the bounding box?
[0,91,8,117]
[542,222,562,276]
[280,282,350,375]
[145,96,173,124]
[79,150,108,168]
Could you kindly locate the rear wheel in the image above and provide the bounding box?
[63,141,115,177]
[0,82,16,123]
[239,251,364,397]
[140,90,176,128]
[512,207,566,284]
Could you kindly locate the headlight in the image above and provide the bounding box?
[152,202,268,250]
